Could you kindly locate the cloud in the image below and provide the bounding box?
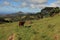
[30,4,35,9]
[48,3,57,7]
[49,1,60,7]
[3,1,10,6]
[1,0,60,9]
[21,2,27,7]
[13,0,19,2]
[0,1,10,7]
[0,0,48,9]
[18,0,48,9]
[0,0,60,13]
[28,0,48,4]
[13,0,48,4]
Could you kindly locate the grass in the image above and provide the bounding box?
[0,14,60,40]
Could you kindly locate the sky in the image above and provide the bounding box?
[0,0,60,14]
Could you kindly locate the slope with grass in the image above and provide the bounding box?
[0,14,60,40]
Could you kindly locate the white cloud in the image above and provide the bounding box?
[19,0,48,9]
[49,3,57,7]
[28,0,48,4]
[13,0,19,2]
[30,4,35,8]
[19,2,28,8]
[0,0,48,9]
[3,1,10,6]
[22,2,27,6]
[1,0,60,9]
[49,1,60,7]
[13,0,48,4]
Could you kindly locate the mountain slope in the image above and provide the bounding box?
[0,14,60,40]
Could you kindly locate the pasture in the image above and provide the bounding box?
[0,14,60,40]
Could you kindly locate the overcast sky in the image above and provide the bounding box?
[0,0,60,14]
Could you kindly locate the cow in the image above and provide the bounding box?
[24,20,33,28]
[19,21,25,26]
[8,33,15,40]
[19,20,33,27]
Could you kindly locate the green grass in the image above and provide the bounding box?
[0,14,60,40]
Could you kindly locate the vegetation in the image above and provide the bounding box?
[0,13,60,40]
[0,7,60,22]
[0,7,60,40]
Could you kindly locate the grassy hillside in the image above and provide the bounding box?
[0,14,60,40]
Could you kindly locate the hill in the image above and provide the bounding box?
[0,14,60,40]
[0,7,60,22]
